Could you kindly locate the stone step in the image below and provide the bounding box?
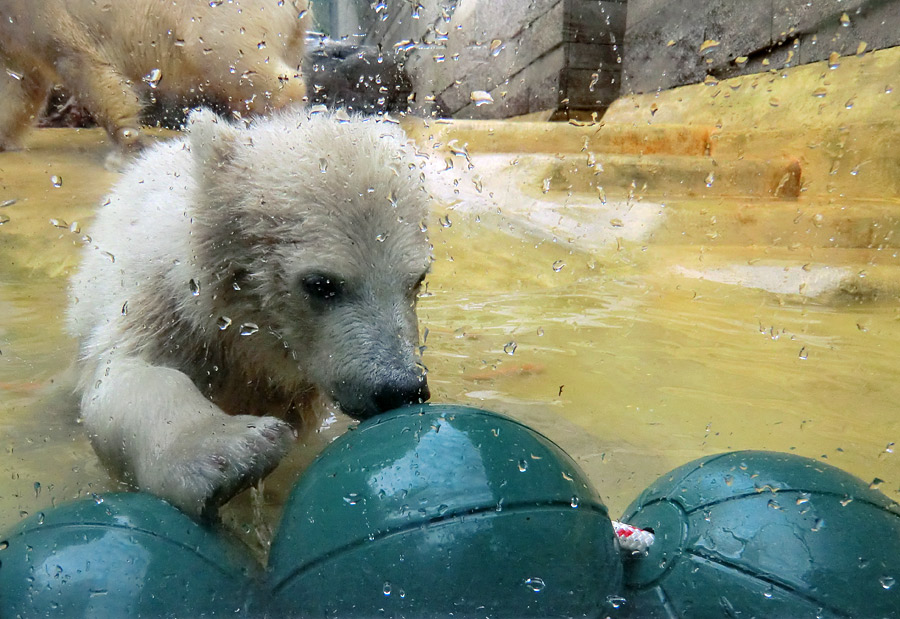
[403,118,716,157]
[452,150,802,200]
[650,197,900,249]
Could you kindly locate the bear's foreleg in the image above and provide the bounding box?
[53,50,145,151]
[80,355,295,518]
[0,65,50,151]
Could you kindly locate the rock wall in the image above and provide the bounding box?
[623,0,900,94]
[323,0,626,119]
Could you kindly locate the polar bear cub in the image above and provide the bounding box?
[0,0,309,152]
[68,109,432,517]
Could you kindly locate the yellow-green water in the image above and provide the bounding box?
[0,127,897,559]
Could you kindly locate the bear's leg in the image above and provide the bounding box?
[81,355,295,519]
[0,65,50,151]
[54,52,145,151]
[212,59,307,115]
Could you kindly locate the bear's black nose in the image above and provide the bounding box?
[372,374,430,414]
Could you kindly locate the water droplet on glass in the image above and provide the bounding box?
[240,323,259,336]
[189,279,200,296]
[542,178,551,193]
[880,576,896,590]
[828,51,841,69]
[812,518,824,531]
[607,596,627,609]
[839,12,851,27]
[869,478,884,490]
[393,39,416,52]
[382,581,392,595]
[376,233,387,242]
[490,39,504,56]
[439,214,452,228]
[588,73,599,91]
[552,260,566,272]
[562,471,574,481]
[0,214,10,225]
[0,199,17,208]
[0,541,8,551]
[470,90,493,106]
[143,68,162,89]
[217,316,232,331]
[447,139,470,162]
[503,341,517,355]
[570,496,580,508]
[208,0,223,6]
[319,158,327,173]
[699,39,720,53]
[33,482,41,498]
[50,175,62,188]
[344,493,360,506]
[812,87,827,98]
[798,347,809,360]
[517,459,528,472]
[524,577,545,593]
[705,172,714,187]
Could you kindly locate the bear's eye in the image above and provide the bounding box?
[300,273,344,304]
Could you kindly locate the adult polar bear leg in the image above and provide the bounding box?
[81,354,294,518]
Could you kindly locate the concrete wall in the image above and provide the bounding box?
[326,0,627,119]
[623,0,900,94]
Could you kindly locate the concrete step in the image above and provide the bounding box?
[604,47,900,201]
[650,197,900,249]
[532,152,802,199]
[403,118,716,157]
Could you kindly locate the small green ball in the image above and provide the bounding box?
[621,451,900,618]
[266,404,624,617]
[0,492,259,617]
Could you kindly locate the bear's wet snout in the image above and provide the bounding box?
[371,374,430,416]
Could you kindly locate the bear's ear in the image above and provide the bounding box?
[187,108,240,168]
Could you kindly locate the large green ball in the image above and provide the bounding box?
[266,404,624,617]
[0,492,259,617]
[620,451,900,618]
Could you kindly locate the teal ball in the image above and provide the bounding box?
[0,493,259,617]
[621,451,900,618]
[266,404,624,618]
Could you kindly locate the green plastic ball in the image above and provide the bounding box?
[266,404,624,618]
[0,492,259,617]
[620,451,900,618]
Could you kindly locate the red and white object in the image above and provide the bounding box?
[611,520,656,553]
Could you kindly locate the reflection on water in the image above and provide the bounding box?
[0,128,897,557]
